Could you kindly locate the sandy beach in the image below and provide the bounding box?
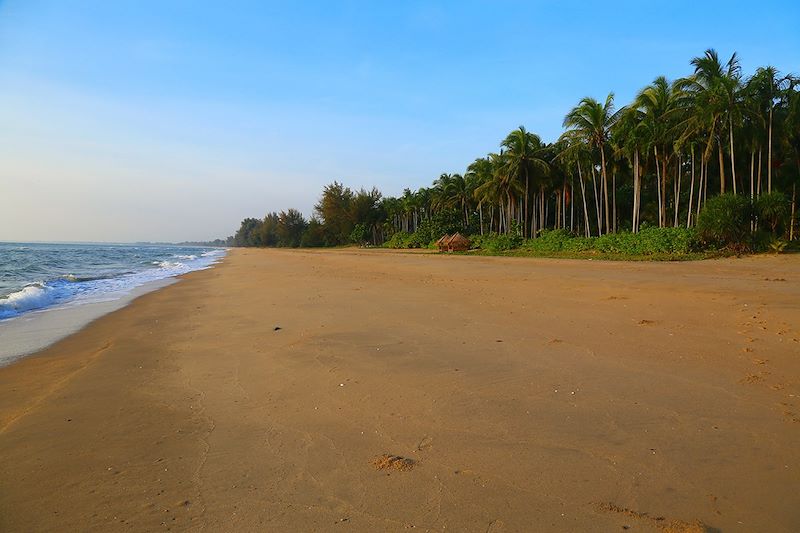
[1,249,798,532]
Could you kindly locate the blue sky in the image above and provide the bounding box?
[1,0,798,242]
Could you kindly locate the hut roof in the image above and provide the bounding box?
[449,233,469,245]
[447,233,470,251]
[435,234,451,245]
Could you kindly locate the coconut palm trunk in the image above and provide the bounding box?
[632,149,640,232]
[687,147,695,228]
[524,169,530,238]
[577,162,591,237]
[674,156,681,227]
[542,191,547,231]
[570,180,575,232]
[768,107,773,193]
[590,165,602,235]
[750,151,756,231]
[696,160,705,219]
[791,183,797,241]
[729,117,737,194]
[654,146,663,227]
[612,171,617,232]
[600,146,611,233]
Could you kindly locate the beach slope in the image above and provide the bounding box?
[1,249,798,532]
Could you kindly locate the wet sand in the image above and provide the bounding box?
[1,248,798,532]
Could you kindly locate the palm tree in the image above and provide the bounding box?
[431,173,453,213]
[443,173,472,229]
[784,77,800,239]
[494,150,521,233]
[400,188,416,232]
[556,136,596,236]
[633,76,683,226]
[466,157,494,234]
[612,105,647,231]
[563,94,621,234]
[747,67,792,193]
[497,126,550,237]
[679,49,743,194]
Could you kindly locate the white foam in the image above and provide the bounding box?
[0,278,176,366]
[1,248,227,324]
[152,260,186,269]
[0,284,57,318]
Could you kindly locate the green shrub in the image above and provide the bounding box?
[349,223,369,245]
[696,194,753,251]
[756,191,790,235]
[606,227,696,254]
[411,220,442,246]
[562,237,595,252]
[405,232,428,248]
[384,232,410,249]
[751,229,774,252]
[522,229,573,251]
[470,230,523,252]
[519,227,696,255]
[468,233,486,250]
[384,230,430,249]
[768,239,788,254]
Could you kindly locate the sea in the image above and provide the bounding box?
[0,242,226,365]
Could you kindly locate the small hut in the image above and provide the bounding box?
[446,233,470,252]
[435,234,451,252]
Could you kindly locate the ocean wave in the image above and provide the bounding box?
[60,273,126,283]
[152,260,186,269]
[0,246,226,322]
[0,283,56,319]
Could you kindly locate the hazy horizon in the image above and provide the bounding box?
[2,1,798,242]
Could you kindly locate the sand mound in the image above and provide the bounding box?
[597,502,713,533]
[371,454,416,472]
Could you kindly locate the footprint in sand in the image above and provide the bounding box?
[486,519,506,532]
[416,435,433,452]
[739,373,768,384]
[596,502,713,533]
[779,402,799,422]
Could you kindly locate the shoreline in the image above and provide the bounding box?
[1,248,798,531]
[0,248,227,366]
[0,277,176,367]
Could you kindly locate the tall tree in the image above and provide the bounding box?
[563,94,621,234]
[467,157,495,234]
[315,181,354,245]
[747,66,791,193]
[498,127,550,237]
[680,49,743,194]
[634,76,683,226]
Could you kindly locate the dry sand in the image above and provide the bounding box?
[1,248,798,532]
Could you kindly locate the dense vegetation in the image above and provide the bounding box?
[234,50,799,256]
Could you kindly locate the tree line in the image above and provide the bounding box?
[234,49,799,249]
